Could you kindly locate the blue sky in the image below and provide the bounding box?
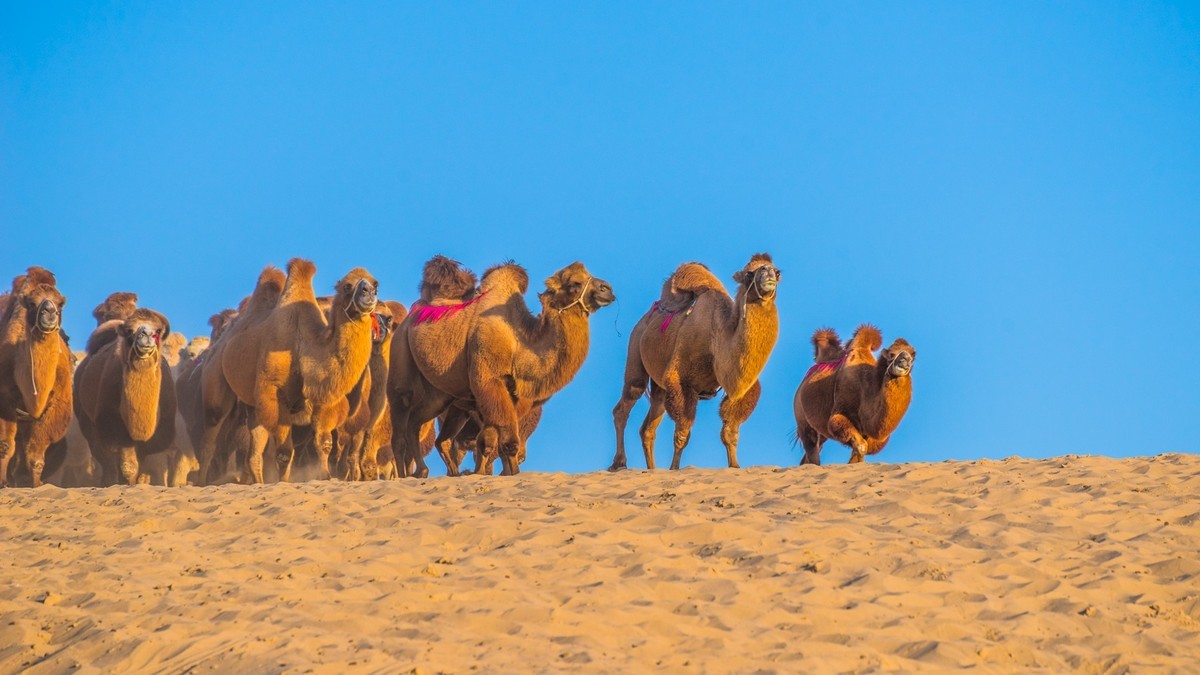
[2,2,1198,473]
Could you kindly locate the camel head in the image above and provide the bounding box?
[540,262,616,316]
[333,268,379,320]
[208,309,238,341]
[162,331,188,367]
[732,253,781,301]
[881,338,916,378]
[92,291,139,326]
[420,255,478,303]
[371,300,406,347]
[13,267,66,336]
[118,308,171,364]
[184,336,210,361]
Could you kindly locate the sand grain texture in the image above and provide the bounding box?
[2,454,1198,673]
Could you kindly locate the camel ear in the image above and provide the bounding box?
[732,270,748,284]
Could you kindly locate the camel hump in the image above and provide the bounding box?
[812,328,844,362]
[280,258,318,305]
[92,291,139,324]
[480,262,529,295]
[420,255,478,303]
[21,266,58,291]
[848,324,883,353]
[85,320,124,355]
[666,262,727,298]
[242,266,287,318]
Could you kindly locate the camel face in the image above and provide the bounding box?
[119,309,170,362]
[334,269,379,319]
[372,307,395,346]
[207,309,238,341]
[542,263,615,314]
[24,286,66,335]
[883,339,916,378]
[732,254,781,301]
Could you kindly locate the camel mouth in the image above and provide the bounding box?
[35,301,60,332]
[353,280,378,315]
[132,328,159,358]
[889,354,913,377]
[591,282,616,308]
[755,267,779,295]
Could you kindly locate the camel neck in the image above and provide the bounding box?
[714,288,779,400]
[517,306,591,401]
[859,365,912,437]
[16,322,62,418]
[120,345,164,442]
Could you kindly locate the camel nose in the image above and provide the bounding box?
[134,329,156,355]
[36,300,60,329]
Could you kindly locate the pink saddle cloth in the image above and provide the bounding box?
[411,291,489,325]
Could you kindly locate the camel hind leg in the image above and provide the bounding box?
[718,380,761,469]
[797,422,825,466]
[0,422,17,488]
[663,375,699,471]
[636,384,667,470]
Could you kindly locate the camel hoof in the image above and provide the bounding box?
[607,462,627,472]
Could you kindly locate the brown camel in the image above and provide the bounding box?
[390,257,614,477]
[793,325,915,464]
[73,309,177,485]
[610,254,781,471]
[0,268,73,487]
[204,259,379,483]
[175,310,240,484]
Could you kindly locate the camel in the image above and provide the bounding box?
[609,254,781,471]
[390,256,615,477]
[175,311,243,485]
[0,268,74,487]
[331,299,405,481]
[73,309,177,485]
[793,325,915,464]
[202,260,379,483]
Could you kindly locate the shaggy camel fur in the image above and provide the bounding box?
[206,260,378,483]
[391,257,614,477]
[794,325,915,464]
[610,254,781,471]
[0,269,73,487]
[74,309,177,485]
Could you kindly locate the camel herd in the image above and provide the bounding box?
[0,254,916,488]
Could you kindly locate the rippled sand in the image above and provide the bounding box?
[2,454,1198,673]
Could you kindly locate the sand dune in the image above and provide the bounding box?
[1,454,1198,673]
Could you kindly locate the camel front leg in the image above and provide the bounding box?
[118,446,140,486]
[271,427,294,482]
[436,410,470,477]
[717,381,761,469]
[827,413,870,463]
[610,375,648,472]
[638,385,667,470]
[0,422,16,488]
[473,377,521,476]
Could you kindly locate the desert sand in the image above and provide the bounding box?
[1,454,1198,673]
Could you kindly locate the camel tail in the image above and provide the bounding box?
[811,328,842,362]
[849,324,883,353]
[279,258,317,305]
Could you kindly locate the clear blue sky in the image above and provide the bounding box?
[3,2,1198,473]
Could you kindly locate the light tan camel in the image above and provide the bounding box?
[794,325,915,464]
[205,259,378,483]
[610,254,781,471]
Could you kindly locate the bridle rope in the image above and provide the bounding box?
[558,276,593,316]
